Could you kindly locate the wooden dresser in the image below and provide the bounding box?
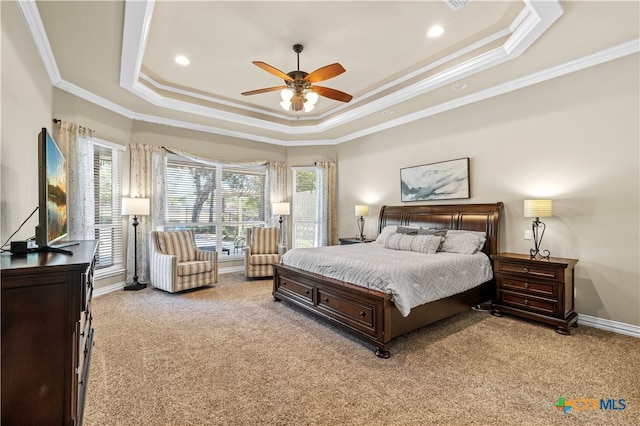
[491,252,578,335]
[1,241,97,425]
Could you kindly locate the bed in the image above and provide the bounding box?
[272,202,503,358]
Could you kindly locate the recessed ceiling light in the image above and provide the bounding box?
[175,55,190,65]
[451,82,468,90]
[427,25,445,38]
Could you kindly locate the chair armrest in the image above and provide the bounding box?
[196,249,218,263]
[278,244,287,256]
[150,251,177,289]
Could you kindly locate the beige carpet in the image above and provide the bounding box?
[85,273,639,425]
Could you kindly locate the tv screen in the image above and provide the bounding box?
[35,128,68,247]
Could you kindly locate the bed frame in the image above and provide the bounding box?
[272,202,503,358]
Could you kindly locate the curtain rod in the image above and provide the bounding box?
[52,118,94,134]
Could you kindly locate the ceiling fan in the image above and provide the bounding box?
[241,44,353,112]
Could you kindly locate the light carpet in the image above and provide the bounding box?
[84,272,639,425]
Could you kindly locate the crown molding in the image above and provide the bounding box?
[19,1,639,146]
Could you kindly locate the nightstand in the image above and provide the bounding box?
[491,252,579,335]
[339,237,375,245]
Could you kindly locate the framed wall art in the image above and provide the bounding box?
[400,157,470,202]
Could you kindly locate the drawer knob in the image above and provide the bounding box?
[359,311,366,318]
[304,289,309,295]
[523,267,529,273]
[281,281,286,286]
[524,282,530,289]
[323,298,329,303]
[524,299,529,305]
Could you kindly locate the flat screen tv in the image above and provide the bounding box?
[35,128,74,254]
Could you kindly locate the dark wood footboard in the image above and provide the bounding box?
[273,263,395,356]
[273,202,503,357]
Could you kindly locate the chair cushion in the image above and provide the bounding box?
[158,230,197,262]
[250,227,279,254]
[249,253,281,266]
[176,260,213,277]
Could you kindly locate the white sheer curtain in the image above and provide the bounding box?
[58,120,95,241]
[317,161,337,246]
[126,143,167,284]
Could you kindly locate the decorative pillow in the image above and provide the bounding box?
[440,232,486,254]
[375,225,398,244]
[384,233,442,254]
[395,226,419,235]
[418,227,447,237]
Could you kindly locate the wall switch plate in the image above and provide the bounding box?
[524,230,533,240]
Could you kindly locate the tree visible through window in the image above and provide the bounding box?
[292,167,323,248]
[164,157,266,257]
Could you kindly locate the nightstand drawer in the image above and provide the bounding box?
[499,277,556,298]
[500,292,556,315]
[497,262,558,279]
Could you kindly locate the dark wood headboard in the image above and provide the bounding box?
[378,203,504,258]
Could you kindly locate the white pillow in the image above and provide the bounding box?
[440,232,486,254]
[375,225,398,244]
[384,233,443,254]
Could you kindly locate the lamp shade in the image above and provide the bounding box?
[524,199,552,218]
[355,205,369,217]
[122,197,150,216]
[272,202,290,216]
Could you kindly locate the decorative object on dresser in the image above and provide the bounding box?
[273,202,503,358]
[272,202,290,246]
[122,196,150,290]
[1,241,98,425]
[355,204,369,240]
[400,157,470,202]
[491,252,578,335]
[149,230,218,293]
[339,237,375,245]
[524,199,553,259]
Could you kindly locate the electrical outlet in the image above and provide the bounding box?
[524,230,532,240]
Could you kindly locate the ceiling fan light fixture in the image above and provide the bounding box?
[303,102,315,113]
[280,100,292,111]
[305,91,319,105]
[280,88,294,102]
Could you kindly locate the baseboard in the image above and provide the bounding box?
[578,314,640,338]
[94,266,246,297]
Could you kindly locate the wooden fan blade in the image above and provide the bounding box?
[241,86,288,96]
[312,86,353,103]
[252,61,294,82]
[305,63,346,84]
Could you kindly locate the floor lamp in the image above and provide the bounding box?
[122,197,150,291]
[272,202,290,246]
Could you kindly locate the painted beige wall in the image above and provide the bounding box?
[2,2,638,327]
[337,54,640,326]
[1,1,54,244]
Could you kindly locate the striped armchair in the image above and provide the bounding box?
[244,227,286,279]
[149,230,218,293]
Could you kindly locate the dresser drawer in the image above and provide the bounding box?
[499,292,556,316]
[498,277,556,298]
[276,276,314,305]
[496,261,559,280]
[316,287,376,336]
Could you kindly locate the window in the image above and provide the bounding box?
[93,139,124,277]
[292,167,323,248]
[164,156,266,257]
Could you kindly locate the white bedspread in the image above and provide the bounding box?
[280,243,493,317]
